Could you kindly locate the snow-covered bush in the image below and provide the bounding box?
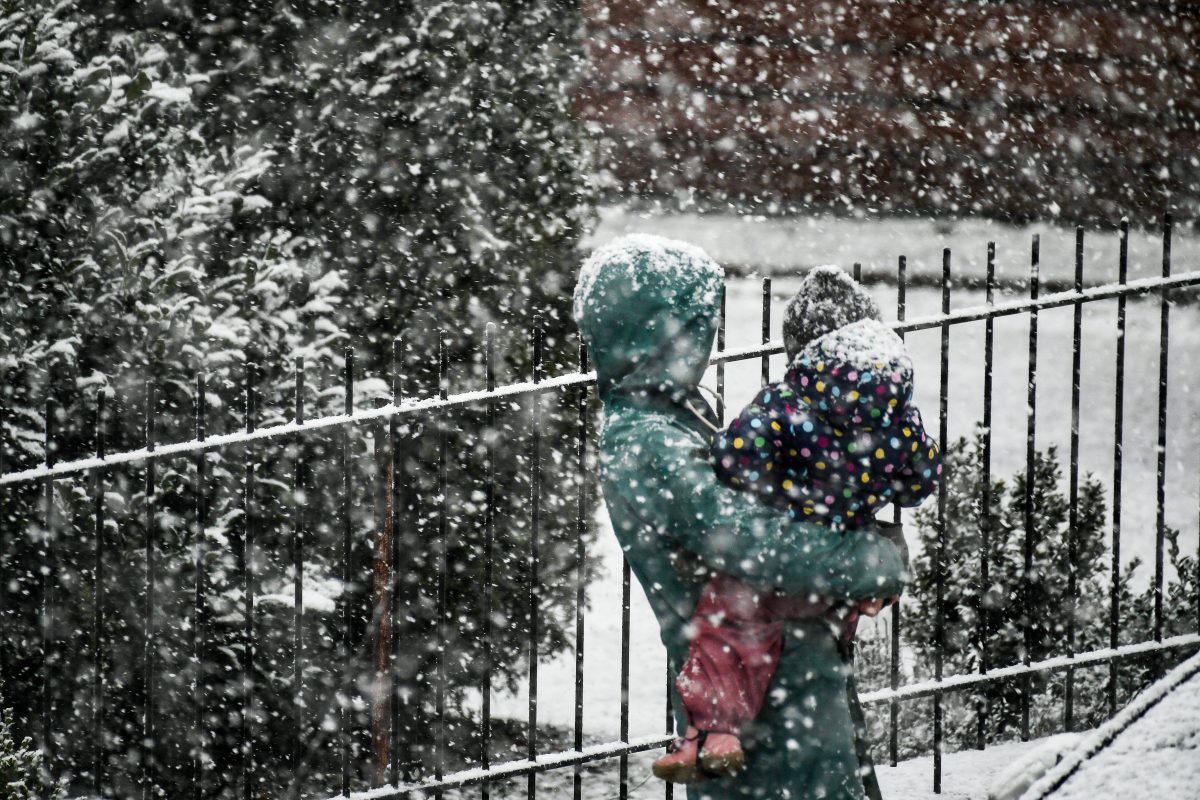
[859,431,1196,760]
[0,704,63,800]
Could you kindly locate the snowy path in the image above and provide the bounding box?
[1023,651,1200,800]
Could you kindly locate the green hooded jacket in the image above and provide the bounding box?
[573,235,908,800]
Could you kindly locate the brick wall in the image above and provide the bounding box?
[578,0,1200,221]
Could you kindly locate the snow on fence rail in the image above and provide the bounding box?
[2,217,1198,800]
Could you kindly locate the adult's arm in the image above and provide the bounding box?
[634,420,908,602]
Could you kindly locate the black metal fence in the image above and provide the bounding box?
[1,216,1199,800]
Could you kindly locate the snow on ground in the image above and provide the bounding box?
[877,739,1044,800]
[440,737,1046,799]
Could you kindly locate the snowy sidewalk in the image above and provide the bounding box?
[876,740,1042,800]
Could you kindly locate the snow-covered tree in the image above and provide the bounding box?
[2,1,597,796]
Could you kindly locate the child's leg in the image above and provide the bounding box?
[675,572,786,735]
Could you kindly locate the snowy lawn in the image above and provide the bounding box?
[589,207,1200,287]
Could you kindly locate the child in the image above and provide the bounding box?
[652,267,941,784]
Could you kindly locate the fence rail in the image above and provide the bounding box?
[5,269,1199,489]
[1,216,1198,800]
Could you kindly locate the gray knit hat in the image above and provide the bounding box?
[783,266,882,362]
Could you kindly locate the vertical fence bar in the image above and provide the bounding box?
[761,277,771,386]
[977,242,995,751]
[436,332,450,791]
[717,286,727,423]
[390,337,407,785]
[92,391,107,796]
[528,321,543,800]
[620,285,633,800]
[142,381,156,800]
[342,348,355,797]
[41,397,56,762]
[1066,228,1084,732]
[573,340,588,800]
[292,358,306,794]
[664,665,674,800]
[193,372,208,800]
[619,555,631,800]
[1022,235,1040,743]
[889,254,906,768]
[933,249,950,793]
[482,326,495,800]
[1154,214,1171,655]
[242,362,257,800]
[1109,220,1128,717]
[372,396,390,787]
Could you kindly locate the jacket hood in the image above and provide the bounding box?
[785,319,913,429]
[573,234,723,405]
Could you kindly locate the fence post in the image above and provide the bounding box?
[92,390,107,797]
[291,357,307,798]
[193,372,208,800]
[141,380,157,800]
[573,339,589,800]
[1109,220,1129,717]
[1066,227,1085,732]
[371,394,390,788]
[341,348,355,797]
[933,248,951,793]
[41,397,57,765]
[527,319,543,800]
[977,242,995,751]
[890,254,906,768]
[1154,214,1172,666]
[483,325,496,799]
[241,362,257,800]
[1022,234,1041,743]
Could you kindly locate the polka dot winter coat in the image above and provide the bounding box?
[712,319,941,527]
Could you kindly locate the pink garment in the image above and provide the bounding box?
[675,572,862,735]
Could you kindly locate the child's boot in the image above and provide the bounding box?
[698,731,744,776]
[653,728,702,784]
[653,727,744,783]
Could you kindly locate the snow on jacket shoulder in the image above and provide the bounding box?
[712,318,942,527]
